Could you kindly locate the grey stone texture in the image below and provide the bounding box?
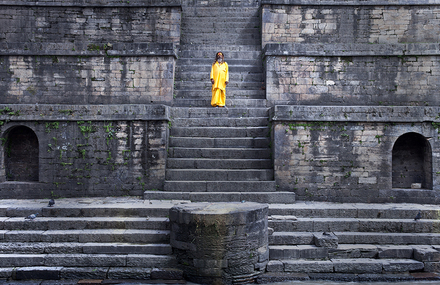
[0,105,169,198]
[169,202,269,284]
[271,106,440,202]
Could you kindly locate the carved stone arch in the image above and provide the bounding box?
[392,132,432,189]
[4,126,39,182]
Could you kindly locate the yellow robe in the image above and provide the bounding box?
[210,61,229,107]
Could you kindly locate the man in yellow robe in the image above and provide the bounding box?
[210,52,229,107]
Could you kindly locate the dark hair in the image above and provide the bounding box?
[214,52,224,64]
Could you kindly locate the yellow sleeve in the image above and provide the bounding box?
[225,62,229,82]
[210,64,214,79]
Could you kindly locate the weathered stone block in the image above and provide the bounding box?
[284,260,333,273]
[413,246,440,262]
[314,232,338,248]
[332,259,383,274]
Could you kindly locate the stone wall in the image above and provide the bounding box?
[0,4,181,45]
[265,45,440,106]
[262,1,440,106]
[0,0,181,105]
[0,104,169,198]
[262,4,440,46]
[0,51,175,105]
[0,0,179,198]
[271,106,440,203]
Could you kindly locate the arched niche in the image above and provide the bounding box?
[4,126,39,182]
[392,132,432,189]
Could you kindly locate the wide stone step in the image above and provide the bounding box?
[170,126,269,138]
[180,36,260,46]
[177,64,263,74]
[0,229,169,243]
[175,81,264,91]
[165,169,274,181]
[170,117,269,128]
[2,217,169,231]
[173,91,266,102]
[176,73,264,84]
[266,259,425,274]
[0,242,172,255]
[177,58,262,66]
[169,137,270,148]
[270,231,440,246]
[163,180,277,192]
[0,253,176,268]
[168,147,271,159]
[328,244,426,259]
[4,205,171,218]
[268,202,433,219]
[0,265,183,281]
[268,217,440,233]
[143,190,295,204]
[179,49,262,59]
[173,98,268,108]
[167,158,272,169]
[170,107,269,118]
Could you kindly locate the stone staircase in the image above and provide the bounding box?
[173,3,266,108]
[2,199,440,282]
[0,198,181,282]
[144,107,296,203]
[260,202,440,282]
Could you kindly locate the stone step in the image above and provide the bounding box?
[169,107,269,118]
[176,73,264,84]
[3,204,171,218]
[170,116,268,127]
[0,242,172,255]
[169,126,269,138]
[143,190,295,204]
[0,266,183,281]
[167,158,272,169]
[328,244,415,259]
[162,181,278,192]
[175,79,264,88]
[170,117,269,128]
[1,217,169,231]
[268,217,440,233]
[173,91,266,102]
[0,229,170,243]
[172,98,268,107]
[177,58,262,66]
[165,169,274,181]
[266,258,425,274]
[268,202,434,219]
[169,137,270,148]
[176,64,263,74]
[168,147,271,159]
[178,49,262,59]
[180,35,260,45]
[270,231,440,246]
[0,253,176,268]
[270,243,440,261]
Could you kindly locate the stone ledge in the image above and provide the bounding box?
[262,0,440,6]
[0,43,177,58]
[264,43,440,57]
[0,0,181,7]
[0,104,170,121]
[270,105,440,123]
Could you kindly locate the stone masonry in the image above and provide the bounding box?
[263,0,440,202]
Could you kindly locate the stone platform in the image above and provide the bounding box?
[0,197,439,283]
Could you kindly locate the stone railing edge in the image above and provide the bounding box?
[270,105,440,123]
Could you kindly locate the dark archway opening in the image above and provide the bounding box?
[4,126,39,182]
[392,132,432,189]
